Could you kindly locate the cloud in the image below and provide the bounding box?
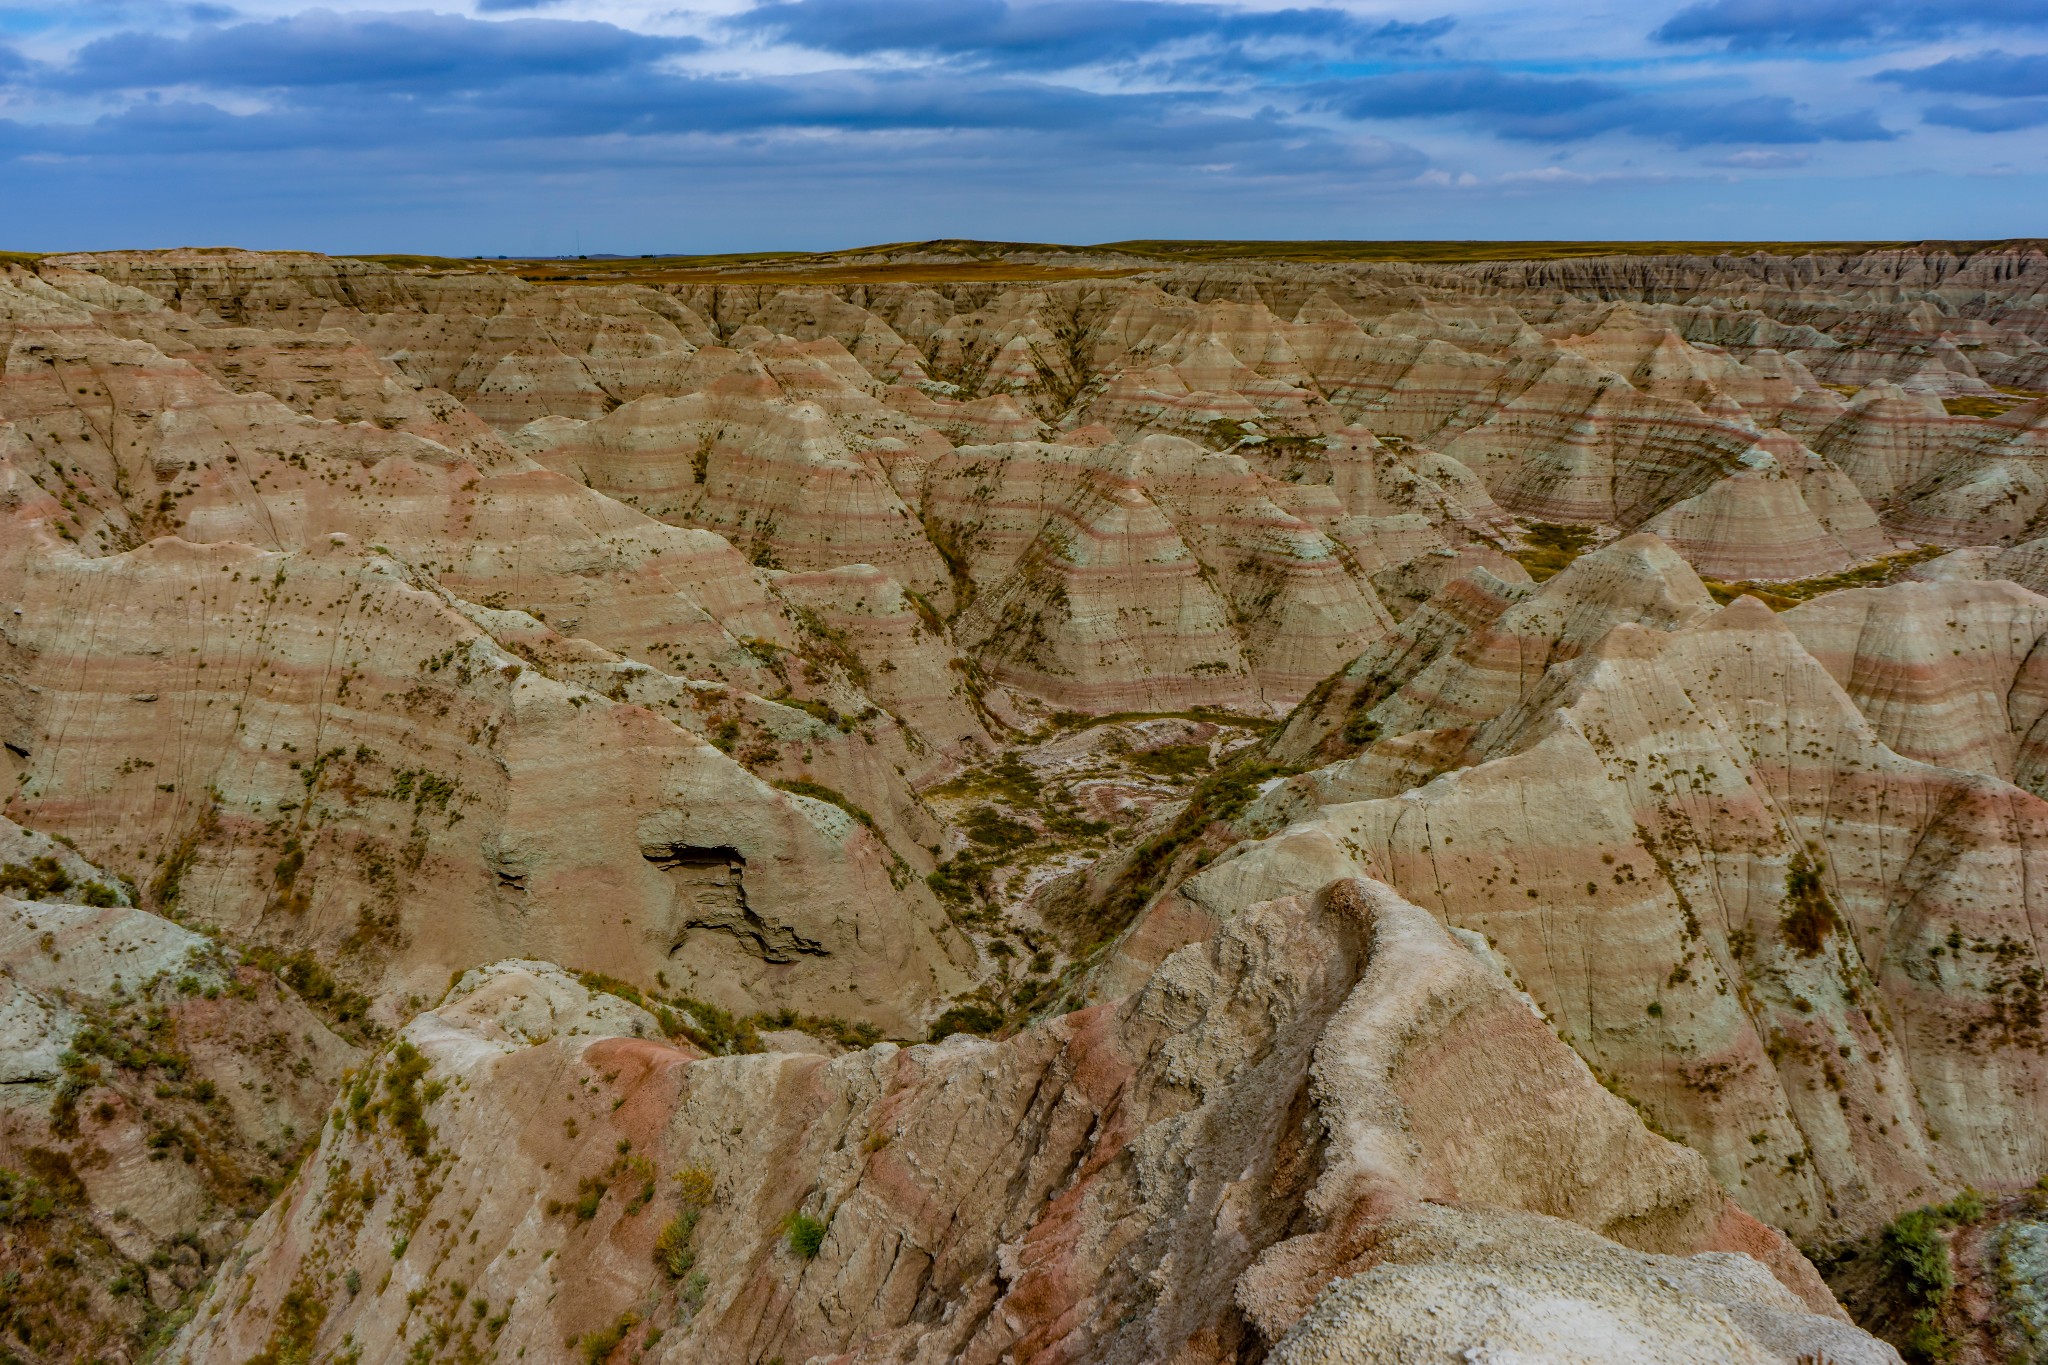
[55,9,700,92]
[1878,50,2048,98]
[6,36,1428,184]
[475,0,564,11]
[1879,49,2048,133]
[726,0,1451,73]
[4,2,1436,180]
[1707,148,1811,167]
[1652,0,2048,50]
[1319,68,1895,146]
[1924,99,2048,131]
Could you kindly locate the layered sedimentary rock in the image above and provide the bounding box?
[170,881,1887,1365]
[926,434,1397,709]
[0,537,970,1031]
[1198,543,2048,1241]
[6,241,2047,1364]
[0,823,359,1365]
[1783,579,2048,793]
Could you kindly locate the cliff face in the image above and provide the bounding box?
[7,242,2048,1363]
[168,885,1889,1365]
[1234,540,2048,1242]
[0,821,360,1365]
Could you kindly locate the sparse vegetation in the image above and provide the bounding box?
[1510,523,1596,581]
[772,777,880,833]
[0,854,119,905]
[785,1211,827,1259]
[655,1167,716,1279]
[1702,545,1950,609]
[1780,849,1839,958]
[243,945,376,1039]
[1943,394,2031,419]
[1877,1191,1987,1362]
[349,1040,440,1159]
[580,1309,640,1365]
[1076,755,1301,949]
[1128,743,1212,781]
[928,1001,1005,1039]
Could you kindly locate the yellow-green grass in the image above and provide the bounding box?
[1701,545,1951,610]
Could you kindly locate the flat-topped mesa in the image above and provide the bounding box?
[169,880,1881,1365]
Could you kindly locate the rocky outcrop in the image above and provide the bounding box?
[0,827,359,1365]
[10,242,2048,1362]
[169,880,1885,1365]
[0,538,971,1032]
[1784,579,2048,794]
[1208,577,2048,1240]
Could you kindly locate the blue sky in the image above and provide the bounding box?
[0,0,2043,253]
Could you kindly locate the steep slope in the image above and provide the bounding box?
[0,536,971,1031]
[0,821,359,1365]
[1197,572,2048,1240]
[170,881,1889,1365]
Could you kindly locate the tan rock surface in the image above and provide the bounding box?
[0,830,360,1365]
[1210,575,2048,1239]
[170,880,1877,1365]
[5,242,2048,1362]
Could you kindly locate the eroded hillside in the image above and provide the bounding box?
[4,240,2048,1364]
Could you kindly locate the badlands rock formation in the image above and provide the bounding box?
[4,239,2046,1363]
[0,819,359,1363]
[172,883,1888,1365]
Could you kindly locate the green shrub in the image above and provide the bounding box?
[772,778,878,831]
[785,1212,827,1259]
[580,1310,639,1365]
[673,1167,715,1208]
[1340,711,1382,747]
[1510,523,1596,581]
[960,806,1036,855]
[355,1041,439,1159]
[654,1209,699,1278]
[0,1168,56,1224]
[0,855,72,900]
[1080,756,1300,947]
[1780,850,1840,957]
[928,1003,1004,1040]
[1877,1190,1988,1363]
[1129,744,1212,780]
